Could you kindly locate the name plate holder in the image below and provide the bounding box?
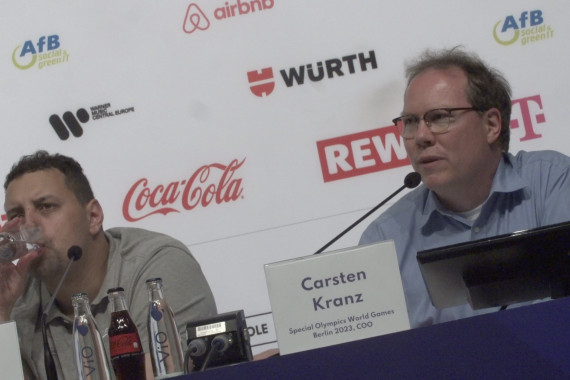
[264,240,410,355]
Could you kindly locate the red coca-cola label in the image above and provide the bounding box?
[109,333,143,356]
[122,158,245,222]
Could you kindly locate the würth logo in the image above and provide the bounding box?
[247,50,378,97]
[49,109,89,140]
[247,68,275,97]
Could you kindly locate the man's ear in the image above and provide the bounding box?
[85,199,104,235]
[484,108,502,144]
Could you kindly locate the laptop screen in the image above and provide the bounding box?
[416,221,570,309]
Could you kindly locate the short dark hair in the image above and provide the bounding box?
[4,150,95,205]
[405,47,512,151]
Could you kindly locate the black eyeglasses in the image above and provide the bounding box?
[392,107,482,138]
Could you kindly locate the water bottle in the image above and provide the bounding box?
[146,278,185,378]
[71,293,112,380]
[107,287,146,380]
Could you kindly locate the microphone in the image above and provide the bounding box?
[41,246,82,380]
[314,172,421,254]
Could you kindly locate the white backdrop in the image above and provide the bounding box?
[2,0,569,353]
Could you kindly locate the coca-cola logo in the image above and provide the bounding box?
[123,158,245,222]
[109,333,141,356]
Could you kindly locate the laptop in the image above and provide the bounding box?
[417,221,570,310]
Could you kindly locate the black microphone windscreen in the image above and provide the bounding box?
[404,172,421,189]
[67,245,82,261]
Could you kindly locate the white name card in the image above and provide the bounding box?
[0,320,25,380]
[264,240,410,355]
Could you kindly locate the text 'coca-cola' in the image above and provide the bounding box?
[123,158,246,222]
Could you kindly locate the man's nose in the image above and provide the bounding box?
[414,119,435,144]
[20,208,40,228]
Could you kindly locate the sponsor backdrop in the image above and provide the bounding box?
[2,1,568,353]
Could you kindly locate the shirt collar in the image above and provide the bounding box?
[40,281,65,323]
[418,153,529,228]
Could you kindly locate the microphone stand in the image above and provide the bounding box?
[42,246,82,380]
[314,172,421,254]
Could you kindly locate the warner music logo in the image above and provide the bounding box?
[183,0,275,34]
[49,109,90,140]
[122,158,246,222]
[247,51,378,97]
[49,102,135,140]
[317,94,548,183]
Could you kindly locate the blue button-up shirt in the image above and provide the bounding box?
[359,150,570,328]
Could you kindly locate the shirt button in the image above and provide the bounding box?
[473,227,480,233]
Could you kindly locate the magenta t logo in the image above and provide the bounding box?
[183,4,210,34]
[510,95,546,141]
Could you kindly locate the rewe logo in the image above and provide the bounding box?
[183,0,275,34]
[317,126,409,182]
[317,93,548,183]
[247,51,378,97]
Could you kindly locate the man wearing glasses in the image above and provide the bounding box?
[359,47,570,328]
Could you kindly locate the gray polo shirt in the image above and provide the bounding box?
[11,227,217,380]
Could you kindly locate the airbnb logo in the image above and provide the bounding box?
[183,1,274,34]
[183,4,210,34]
[122,158,245,222]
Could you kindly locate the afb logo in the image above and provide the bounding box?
[49,103,135,141]
[493,9,554,46]
[12,34,70,70]
[247,50,378,97]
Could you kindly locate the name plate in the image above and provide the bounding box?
[264,240,410,355]
[0,321,25,380]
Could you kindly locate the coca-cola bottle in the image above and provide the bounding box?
[146,278,185,378]
[71,292,112,380]
[107,287,146,380]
